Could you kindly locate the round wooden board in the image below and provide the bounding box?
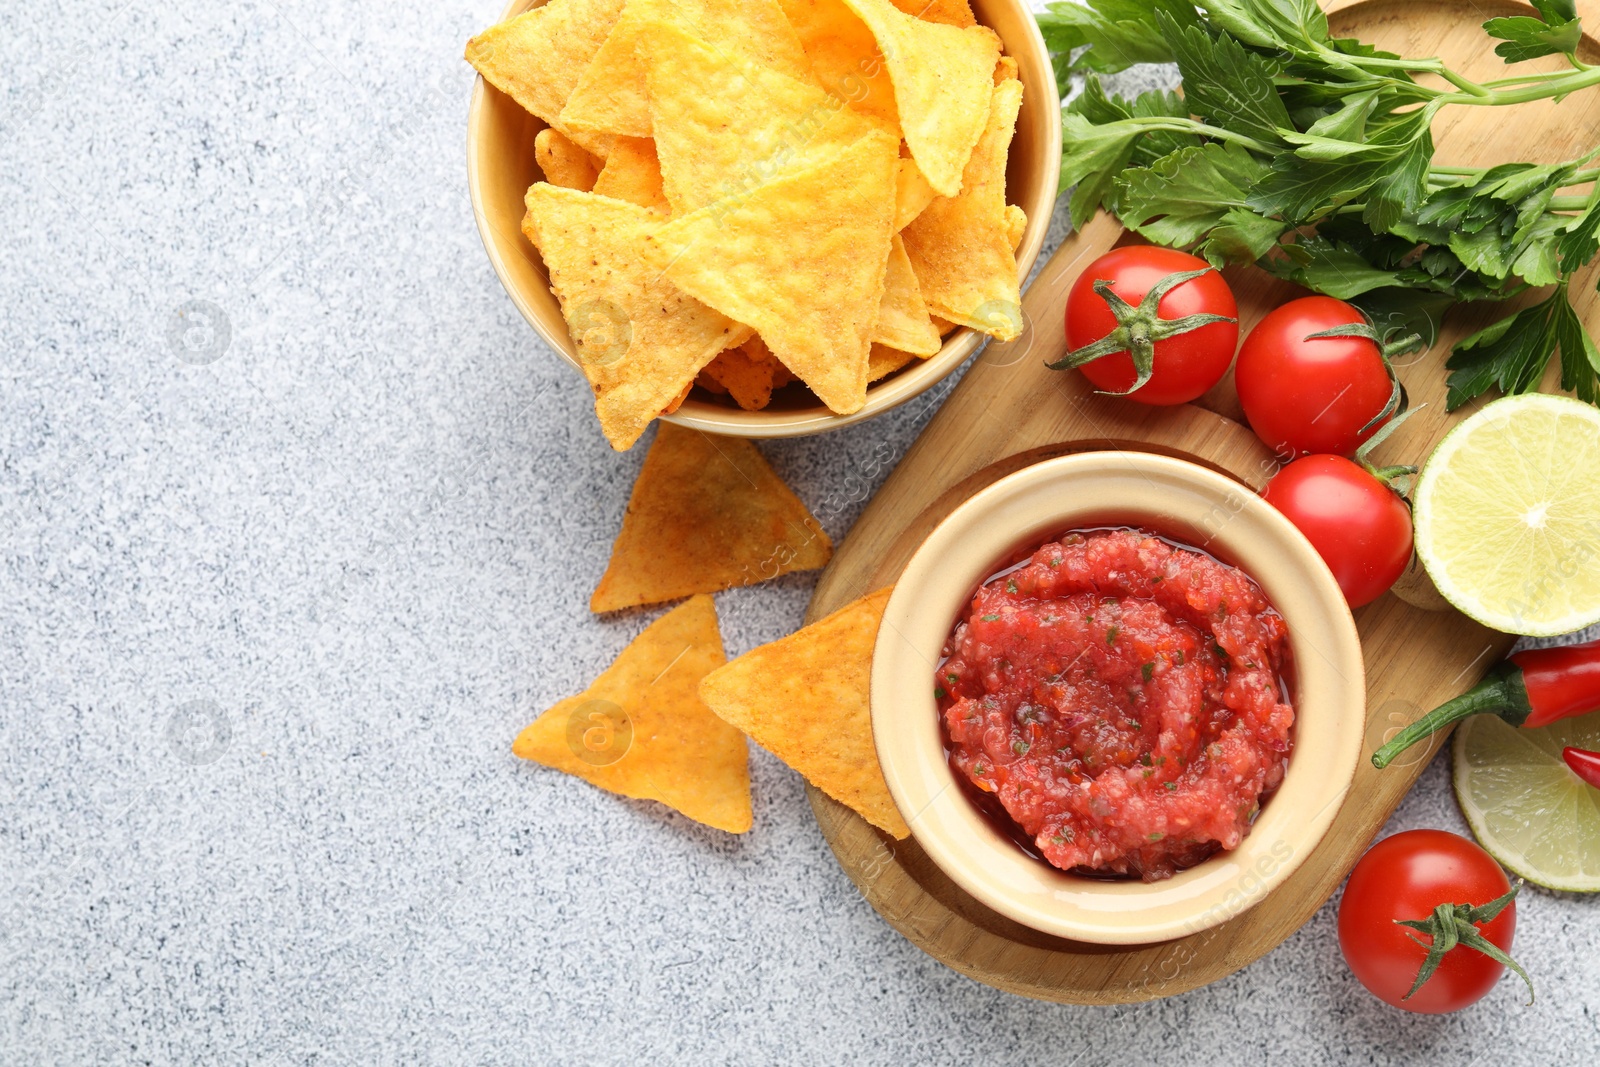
[802,0,1600,1004]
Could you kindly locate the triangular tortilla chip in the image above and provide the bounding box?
[895,156,938,230]
[591,136,668,210]
[661,381,692,415]
[838,0,999,197]
[592,423,832,611]
[994,54,1019,84]
[872,234,942,355]
[642,23,881,216]
[522,185,751,450]
[778,0,901,132]
[562,0,812,140]
[536,127,600,192]
[641,132,898,415]
[902,77,1023,340]
[890,0,976,27]
[698,338,784,410]
[465,0,627,130]
[699,587,909,838]
[1005,204,1027,252]
[868,343,918,382]
[514,595,751,833]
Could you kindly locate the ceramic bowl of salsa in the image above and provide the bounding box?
[870,450,1365,945]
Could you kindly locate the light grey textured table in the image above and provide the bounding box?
[2,2,1596,1063]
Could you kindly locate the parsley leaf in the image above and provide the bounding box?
[1560,200,1600,269]
[1203,0,1331,55]
[1364,128,1434,231]
[1037,0,1197,76]
[1159,16,1293,145]
[1117,143,1275,250]
[1553,289,1600,404]
[1205,207,1291,264]
[1483,3,1583,64]
[1058,114,1144,228]
[1263,235,1409,298]
[1446,291,1564,408]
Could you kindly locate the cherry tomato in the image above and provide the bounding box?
[1235,296,1399,457]
[1263,455,1412,608]
[1062,247,1239,406]
[1339,830,1521,1014]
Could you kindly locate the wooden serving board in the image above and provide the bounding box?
[802,0,1600,1005]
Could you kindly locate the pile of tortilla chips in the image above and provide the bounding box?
[468,0,1027,450]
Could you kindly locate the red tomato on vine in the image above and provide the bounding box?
[1054,247,1239,406]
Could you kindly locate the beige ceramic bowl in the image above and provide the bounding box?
[465,0,1061,438]
[872,451,1367,945]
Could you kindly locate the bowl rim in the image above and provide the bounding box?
[465,0,1062,439]
[870,450,1366,945]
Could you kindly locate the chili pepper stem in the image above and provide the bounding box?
[1372,664,1530,769]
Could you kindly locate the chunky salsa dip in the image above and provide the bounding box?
[937,527,1294,882]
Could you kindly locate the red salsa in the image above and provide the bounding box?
[937,527,1294,882]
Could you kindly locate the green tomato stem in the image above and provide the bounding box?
[1393,883,1533,1005]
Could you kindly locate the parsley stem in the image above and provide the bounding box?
[1441,64,1600,106]
[1482,71,1587,88]
[1121,117,1277,155]
[1436,67,1491,98]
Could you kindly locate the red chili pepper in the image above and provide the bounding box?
[1563,747,1600,789]
[1373,640,1600,769]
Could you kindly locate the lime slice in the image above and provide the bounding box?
[1452,708,1600,892]
[1414,394,1600,637]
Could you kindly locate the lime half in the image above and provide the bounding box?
[1453,708,1600,893]
[1414,394,1600,637]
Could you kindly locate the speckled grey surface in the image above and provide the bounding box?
[2,2,1597,1063]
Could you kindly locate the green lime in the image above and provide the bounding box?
[1453,707,1600,893]
[1414,394,1600,637]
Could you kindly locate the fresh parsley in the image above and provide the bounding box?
[1039,0,1600,408]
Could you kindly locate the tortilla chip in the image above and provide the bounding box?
[895,156,938,230]
[465,0,627,130]
[562,0,812,140]
[591,136,668,210]
[591,423,832,611]
[868,343,919,382]
[643,23,881,216]
[994,54,1019,84]
[641,132,898,415]
[931,316,956,334]
[779,0,901,131]
[662,381,693,414]
[891,0,976,27]
[700,341,781,410]
[838,0,1000,197]
[513,595,751,833]
[771,354,796,389]
[699,586,909,838]
[1005,203,1027,252]
[523,185,750,450]
[535,127,600,192]
[695,369,730,396]
[902,77,1023,340]
[872,234,942,355]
